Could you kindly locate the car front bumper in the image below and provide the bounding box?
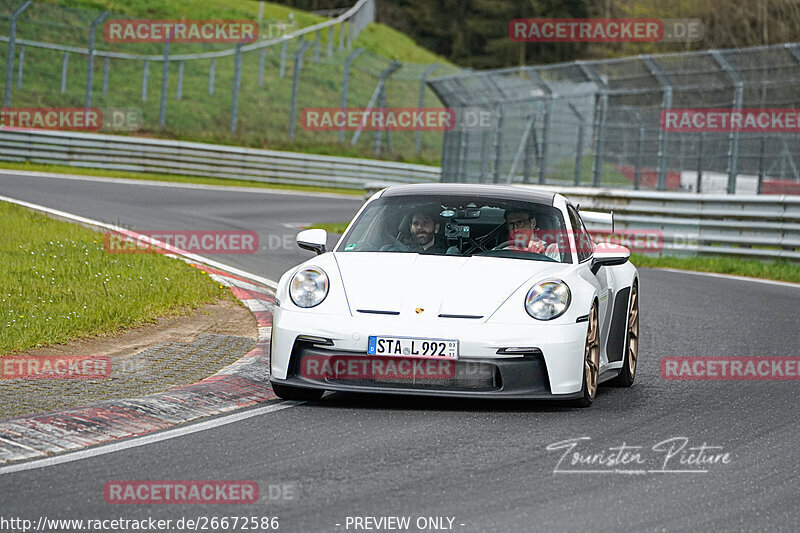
[269,306,589,398]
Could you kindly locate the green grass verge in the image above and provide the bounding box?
[307,221,349,234]
[0,201,228,354]
[0,161,364,196]
[631,254,800,284]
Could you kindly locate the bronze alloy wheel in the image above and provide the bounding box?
[627,284,639,377]
[584,304,600,399]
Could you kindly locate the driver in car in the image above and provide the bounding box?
[504,210,561,261]
[406,209,447,254]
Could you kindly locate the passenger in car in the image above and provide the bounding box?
[504,210,561,261]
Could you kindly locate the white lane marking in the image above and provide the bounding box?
[0,195,303,474]
[0,194,279,289]
[0,402,301,476]
[654,267,800,289]
[0,169,363,201]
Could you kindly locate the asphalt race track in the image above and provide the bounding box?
[2,172,800,532]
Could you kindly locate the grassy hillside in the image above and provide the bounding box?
[0,0,456,165]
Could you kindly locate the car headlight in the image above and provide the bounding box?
[289,267,329,308]
[525,279,571,320]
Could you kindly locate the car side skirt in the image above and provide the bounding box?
[605,286,631,363]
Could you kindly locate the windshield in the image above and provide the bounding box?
[337,194,571,263]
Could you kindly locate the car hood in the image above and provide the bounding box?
[333,252,568,320]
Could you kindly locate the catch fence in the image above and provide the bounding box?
[429,43,800,195]
[0,0,459,161]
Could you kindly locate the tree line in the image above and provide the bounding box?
[273,0,800,67]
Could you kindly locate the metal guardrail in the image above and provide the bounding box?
[3,130,795,260]
[522,185,800,260]
[0,130,441,189]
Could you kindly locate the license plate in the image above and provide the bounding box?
[367,336,459,359]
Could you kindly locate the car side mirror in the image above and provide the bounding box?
[591,242,629,274]
[296,229,327,255]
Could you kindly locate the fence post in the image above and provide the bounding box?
[142,60,149,101]
[101,57,109,96]
[574,121,586,186]
[757,136,766,195]
[635,124,644,190]
[60,52,69,93]
[492,104,505,183]
[339,48,364,143]
[529,71,554,185]
[451,129,469,183]
[352,60,400,147]
[339,21,346,51]
[85,11,110,110]
[177,61,184,100]
[414,63,439,155]
[478,121,490,182]
[781,137,798,180]
[568,104,586,186]
[327,25,334,58]
[578,62,609,187]
[373,62,403,155]
[3,0,31,108]
[288,40,313,140]
[711,50,744,195]
[16,45,24,88]
[642,55,673,191]
[373,84,387,155]
[159,42,170,128]
[696,132,705,193]
[279,40,287,78]
[258,47,266,86]
[521,116,537,184]
[313,29,321,62]
[230,44,243,134]
[538,100,553,184]
[590,94,608,186]
[208,58,215,95]
[505,115,536,183]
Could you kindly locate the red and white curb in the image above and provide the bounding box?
[0,196,284,465]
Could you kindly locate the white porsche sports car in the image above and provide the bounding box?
[269,184,639,407]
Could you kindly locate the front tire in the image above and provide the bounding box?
[572,302,600,408]
[272,383,325,401]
